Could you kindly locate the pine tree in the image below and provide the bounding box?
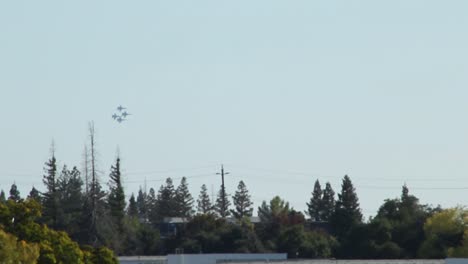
[108,157,126,233]
[331,175,362,238]
[231,180,253,219]
[127,193,138,218]
[136,188,148,222]
[214,185,231,218]
[8,183,21,202]
[147,187,158,223]
[197,184,213,214]
[57,166,84,237]
[42,149,59,228]
[336,175,362,222]
[175,177,194,218]
[320,182,335,221]
[0,190,5,203]
[157,178,177,219]
[306,179,322,221]
[28,187,41,203]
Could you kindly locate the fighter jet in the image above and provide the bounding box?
[121,111,131,118]
[112,114,119,120]
[117,105,126,112]
[116,116,126,123]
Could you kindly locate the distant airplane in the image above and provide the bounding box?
[117,105,126,112]
[117,116,126,123]
[112,114,119,119]
[121,111,131,118]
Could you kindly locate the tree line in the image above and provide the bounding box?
[2,123,468,260]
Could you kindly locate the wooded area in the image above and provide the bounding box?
[1,125,468,262]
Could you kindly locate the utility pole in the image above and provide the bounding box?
[216,164,229,218]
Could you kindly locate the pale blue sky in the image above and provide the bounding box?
[1,1,468,218]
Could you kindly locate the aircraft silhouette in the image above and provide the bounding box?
[121,111,131,118]
[116,116,125,123]
[117,105,126,112]
[112,114,119,119]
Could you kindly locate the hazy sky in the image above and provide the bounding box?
[1,1,468,218]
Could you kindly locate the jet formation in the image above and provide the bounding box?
[113,105,131,123]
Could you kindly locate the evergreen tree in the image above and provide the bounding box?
[8,183,21,202]
[0,190,5,203]
[147,187,158,223]
[42,151,59,228]
[306,179,322,221]
[331,175,362,239]
[320,182,335,221]
[136,188,148,222]
[231,180,253,219]
[28,187,41,203]
[337,175,362,222]
[57,166,84,238]
[197,184,213,215]
[175,177,194,218]
[157,178,177,219]
[127,193,138,218]
[108,157,126,233]
[214,185,231,218]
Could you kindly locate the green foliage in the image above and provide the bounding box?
[0,197,118,263]
[127,193,138,218]
[90,247,118,264]
[258,196,290,223]
[0,190,5,203]
[0,229,40,264]
[56,166,83,238]
[197,184,213,215]
[321,182,335,221]
[371,185,436,258]
[136,188,148,221]
[307,180,322,221]
[108,158,126,233]
[330,175,362,240]
[9,183,21,202]
[28,187,42,203]
[175,177,194,218]
[231,180,253,219]
[42,155,59,228]
[214,185,231,218]
[419,208,467,258]
[157,178,177,219]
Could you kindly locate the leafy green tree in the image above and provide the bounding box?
[214,185,231,218]
[197,184,213,215]
[0,229,40,263]
[9,183,21,202]
[306,179,322,221]
[175,177,194,218]
[127,193,138,218]
[418,207,467,258]
[90,247,118,264]
[258,196,290,223]
[108,157,126,233]
[42,153,59,228]
[321,182,335,221]
[231,180,253,219]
